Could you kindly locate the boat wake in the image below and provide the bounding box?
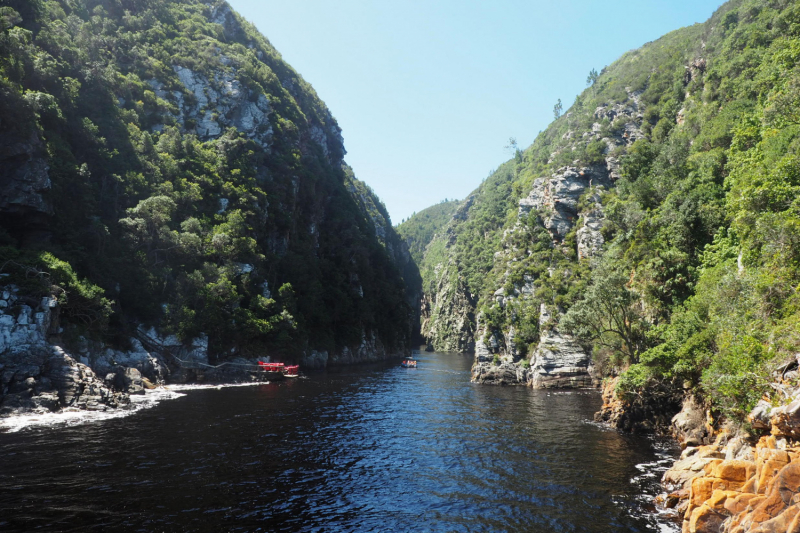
[0,382,265,433]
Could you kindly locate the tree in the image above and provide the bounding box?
[764,72,800,127]
[586,68,599,87]
[561,260,649,364]
[505,137,522,162]
[119,195,179,265]
[553,99,563,120]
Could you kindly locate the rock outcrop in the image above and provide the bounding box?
[0,287,128,416]
[594,376,684,433]
[471,304,595,388]
[528,328,594,388]
[471,335,530,385]
[427,88,648,383]
[662,435,800,533]
[518,165,612,242]
[657,373,800,532]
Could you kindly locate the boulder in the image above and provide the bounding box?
[673,395,712,447]
[114,366,145,394]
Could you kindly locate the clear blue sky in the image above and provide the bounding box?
[227,0,725,224]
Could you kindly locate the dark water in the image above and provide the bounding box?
[0,352,678,532]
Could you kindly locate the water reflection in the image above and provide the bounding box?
[0,352,676,532]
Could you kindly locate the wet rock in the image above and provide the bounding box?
[595,376,683,433]
[471,360,529,386]
[302,349,329,369]
[114,366,145,394]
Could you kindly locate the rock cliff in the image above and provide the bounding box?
[0,0,420,420]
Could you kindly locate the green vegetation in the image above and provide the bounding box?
[418,0,800,424]
[0,0,414,361]
[396,199,460,267]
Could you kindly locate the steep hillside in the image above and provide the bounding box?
[0,0,419,415]
[420,0,800,425]
[396,199,460,267]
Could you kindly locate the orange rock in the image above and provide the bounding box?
[757,459,790,494]
[740,477,758,494]
[704,459,724,476]
[749,478,788,522]
[688,503,726,533]
[788,507,800,533]
[751,505,800,533]
[691,477,717,507]
[757,436,778,450]
[758,448,790,463]
[706,489,738,512]
[774,462,800,504]
[724,492,763,515]
[712,460,756,483]
[712,477,746,492]
[697,445,726,459]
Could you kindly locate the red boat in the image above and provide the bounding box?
[255,361,300,379]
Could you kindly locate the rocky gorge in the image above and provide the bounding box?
[0,0,421,419]
[396,0,800,529]
[3,0,800,530]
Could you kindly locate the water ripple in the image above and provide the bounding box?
[0,352,678,532]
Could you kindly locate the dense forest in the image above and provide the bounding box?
[409,0,800,423]
[0,0,418,366]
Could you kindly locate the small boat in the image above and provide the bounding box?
[253,361,285,381]
[254,361,300,380]
[401,357,417,368]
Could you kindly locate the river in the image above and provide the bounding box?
[0,351,679,532]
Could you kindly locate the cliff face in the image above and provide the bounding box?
[414,0,800,414]
[468,91,645,387]
[0,0,419,416]
[416,87,646,387]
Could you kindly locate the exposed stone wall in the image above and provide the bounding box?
[0,286,128,416]
[656,373,800,532]
[422,258,476,353]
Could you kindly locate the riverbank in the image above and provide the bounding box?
[594,372,800,532]
[0,284,409,422]
[660,425,800,532]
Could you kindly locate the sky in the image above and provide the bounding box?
[227,0,725,224]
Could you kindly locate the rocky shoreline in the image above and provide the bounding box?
[470,339,800,532]
[0,284,407,424]
[594,369,800,532]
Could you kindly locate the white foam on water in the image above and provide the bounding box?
[0,382,266,433]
